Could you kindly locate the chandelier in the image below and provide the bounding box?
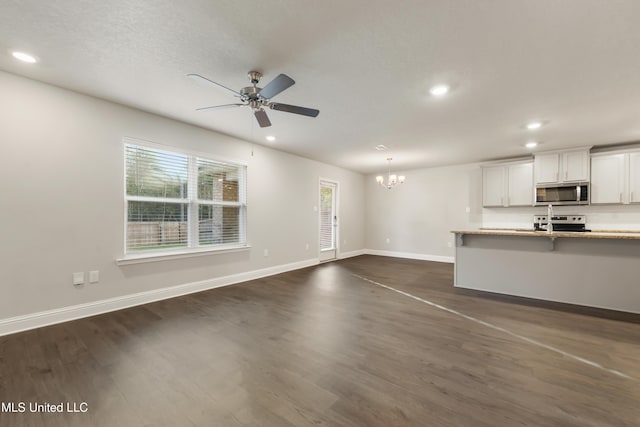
[376,157,405,189]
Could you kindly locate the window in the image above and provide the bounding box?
[124,141,246,254]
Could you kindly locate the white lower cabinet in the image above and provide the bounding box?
[483,161,533,207]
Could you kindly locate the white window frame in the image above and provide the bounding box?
[118,138,248,265]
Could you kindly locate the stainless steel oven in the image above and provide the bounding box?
[533,214,588,232]
[535,182,589,206]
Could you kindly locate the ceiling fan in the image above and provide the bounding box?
[187,71,320,128]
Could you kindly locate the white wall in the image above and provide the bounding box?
[0,71,365,322]
[365,163,483,260]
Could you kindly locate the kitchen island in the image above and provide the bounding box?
[451,229,640,314]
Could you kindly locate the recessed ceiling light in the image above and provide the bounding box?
[525,141,538,148]
[526,121,542,130]
[429,84,449,96]
[375,144,388,151]
[265,135,276,142]
[11,51,37,63]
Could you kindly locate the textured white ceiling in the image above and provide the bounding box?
[1,0,640,174]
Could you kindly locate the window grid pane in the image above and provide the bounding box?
[198,205,242,245]
[126,145,188,199]
[197,158,240,202]
[127,201,189,251]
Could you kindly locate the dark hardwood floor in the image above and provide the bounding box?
[1,255,639,426]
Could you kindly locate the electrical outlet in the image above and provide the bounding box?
[305,243,309,250]
[465,206,471,213]
[72,272,85,286]
[264,249,269,257]
[89,270,99,283]
[386,238,391,244]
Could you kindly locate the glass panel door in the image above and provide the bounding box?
[319,180,337,261]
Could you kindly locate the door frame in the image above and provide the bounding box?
[318,177,339,262]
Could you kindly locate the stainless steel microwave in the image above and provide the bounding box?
[535,182,589,206]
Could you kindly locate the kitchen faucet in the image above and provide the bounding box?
[536,204,554,232]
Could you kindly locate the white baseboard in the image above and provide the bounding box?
[338,249,366,259]
[0,258,319,337]
[364,249,454,264]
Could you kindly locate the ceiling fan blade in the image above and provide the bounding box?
[258,74,295,99]
[269,103,320,118]
[196,103,245,111]
[187,73,241,96]
[254,109,272,128]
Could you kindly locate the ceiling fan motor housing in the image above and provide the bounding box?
[240,86,261,98]
[247,70,262,84]
[240,86,266,110]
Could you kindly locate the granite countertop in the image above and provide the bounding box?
[451,229,640,240]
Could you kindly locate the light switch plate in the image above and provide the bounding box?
[73,272,85,286]
[89,270,99,283]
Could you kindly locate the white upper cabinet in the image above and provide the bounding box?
[534,148,590,184]
[591,149,640,205]
[591,154,625,204]
[483,161,533,207]
[483,165,506,207]
[534,153,560,184]
[508,162,534,206]
[563,150,590,182]
[629,152,640,204]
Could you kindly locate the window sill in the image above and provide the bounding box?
[116,244,251,266]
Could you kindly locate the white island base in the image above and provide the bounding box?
[453,230,640,314]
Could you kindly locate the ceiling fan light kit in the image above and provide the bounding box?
[188,70,319,128]
[376,157,405,189]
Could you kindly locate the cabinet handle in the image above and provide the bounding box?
[556,172,559,181]
[565,171,568,180]
[620,193,623,203]
[501,197,504,206]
